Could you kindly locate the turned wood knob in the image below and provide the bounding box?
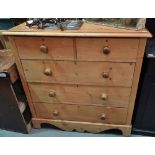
[103,46,110,55]
[49,91,56,97]
[44,68,52,76]
[102,72,109,78]
[100,113,106,120]
[40,45,48,53]
[101,93,108,100]
[53,110,59,116]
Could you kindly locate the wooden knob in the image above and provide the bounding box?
[103,46,110,55]
[40,45,48,53]
[102,72,109,78]
[53,110,59,116]
[44,68,52,76]
[49,91,56,97]
[101,93,108,100]
[100,113,106,120]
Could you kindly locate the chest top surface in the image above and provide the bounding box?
[2,22,151,38]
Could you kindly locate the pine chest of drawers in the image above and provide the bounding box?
[3,23,151,136]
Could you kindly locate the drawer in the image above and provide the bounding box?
[34,103,127,124]
[76,38,139,62]
[14,37,74,60]
[22,60,135,87]
[29,83,131,107]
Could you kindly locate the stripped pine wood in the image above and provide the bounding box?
[4,22,151,136]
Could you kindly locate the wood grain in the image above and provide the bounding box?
[0,49,14,71]
[126,38,147,124]
[8,37,36,117]
[33,102,128,124]
[0,49,18,83]
[2,23,151,38]
[29,83,131,107]
[32,118,131,136]
[14,37,75,60]
[76,38,139,62]
[4,22,151,136]
[22,60,135,87]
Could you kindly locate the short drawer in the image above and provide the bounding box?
[29,83,131,107]
[14,37,74,60]
[34,103,127,124]
[76,38,139,62]
[22,60,135,87]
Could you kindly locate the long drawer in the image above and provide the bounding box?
[34,102,128,124]
[14,37,74,60]
[76,38,139,62]
[29,83,131,107]
[22,60,135,87]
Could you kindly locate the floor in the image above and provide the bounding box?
[0,127,143,137]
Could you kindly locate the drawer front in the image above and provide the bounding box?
[14,37,74,60]
[22,60,135,87]
[22,60,77,83]
[34,103,127,124]
[76,38,139,61]
[29,83,131,107]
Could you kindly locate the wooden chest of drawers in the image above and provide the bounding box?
[3,23,151,136]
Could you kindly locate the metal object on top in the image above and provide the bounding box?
[26,18,83,31]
